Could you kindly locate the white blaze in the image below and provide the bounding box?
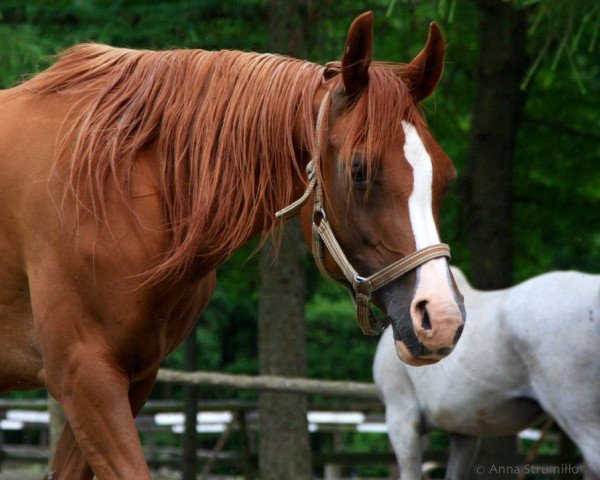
[401,121,453,293]
[402,121,439,249]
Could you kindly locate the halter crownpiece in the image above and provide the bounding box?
[276,90,451,336]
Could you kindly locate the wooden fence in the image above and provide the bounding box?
[157,368,379,399]
[0,396,395,480]
[0,369,583,479]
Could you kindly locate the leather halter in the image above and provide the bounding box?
[276,90,451,336]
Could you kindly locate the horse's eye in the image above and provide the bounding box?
[351,162,368,189]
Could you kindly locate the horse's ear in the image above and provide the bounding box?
[403,22,445,101]
[341,11,373,99]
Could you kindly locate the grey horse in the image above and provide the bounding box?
[374,267,600,479]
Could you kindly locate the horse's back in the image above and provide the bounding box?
[502,271,600,409]
[502,270,600,353]
[503,270,599,316]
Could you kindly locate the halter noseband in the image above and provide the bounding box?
[275,90,451,336]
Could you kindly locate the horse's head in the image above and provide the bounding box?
[281,12,465,366]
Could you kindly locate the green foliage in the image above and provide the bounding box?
[0,23,54,88]
[0,6,598,474]
[306,278,380,382]
[516,0,600,92]
[514,5,600,277]
[1,0,597,387]
[340,431,391,477]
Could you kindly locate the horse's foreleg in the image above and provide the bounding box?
[445,434,480,480]
[42,346,151,480]
[49,372,159,480]
[578,438,600,480]
[385,406,423,480]
[50,422,94,480]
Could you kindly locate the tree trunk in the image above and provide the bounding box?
[256,2,313,478]
[463,1,528,476]
[268,0,311,58]
[462,0,528,289]
[258,216,312,480]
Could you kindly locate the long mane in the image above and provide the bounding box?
[24,44,417,283]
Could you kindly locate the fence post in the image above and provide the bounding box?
[324,464,343,480]
[324,431,343,480]
[239,408,256,479]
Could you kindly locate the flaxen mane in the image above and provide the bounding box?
[24,44,417,282]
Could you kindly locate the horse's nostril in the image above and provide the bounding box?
[417,300,432,330]
[453,324,464,345]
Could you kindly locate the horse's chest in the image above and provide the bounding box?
[130,314,197,382]
[130,273,216,381]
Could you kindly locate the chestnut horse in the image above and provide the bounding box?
[0,12,464,479]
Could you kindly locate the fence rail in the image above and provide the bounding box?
[0,369,581,480]
[157,368,380,399]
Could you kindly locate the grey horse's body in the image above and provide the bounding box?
[374,268,600,479]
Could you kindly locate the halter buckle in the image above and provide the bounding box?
[312,207,326,226]
[354,275,371,296]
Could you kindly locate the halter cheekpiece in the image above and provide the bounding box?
[275,90,451,336]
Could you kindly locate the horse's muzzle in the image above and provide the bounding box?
[390,306,464,366]
[394,340,444,366]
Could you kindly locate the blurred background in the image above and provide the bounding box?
[0,0,598,479]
